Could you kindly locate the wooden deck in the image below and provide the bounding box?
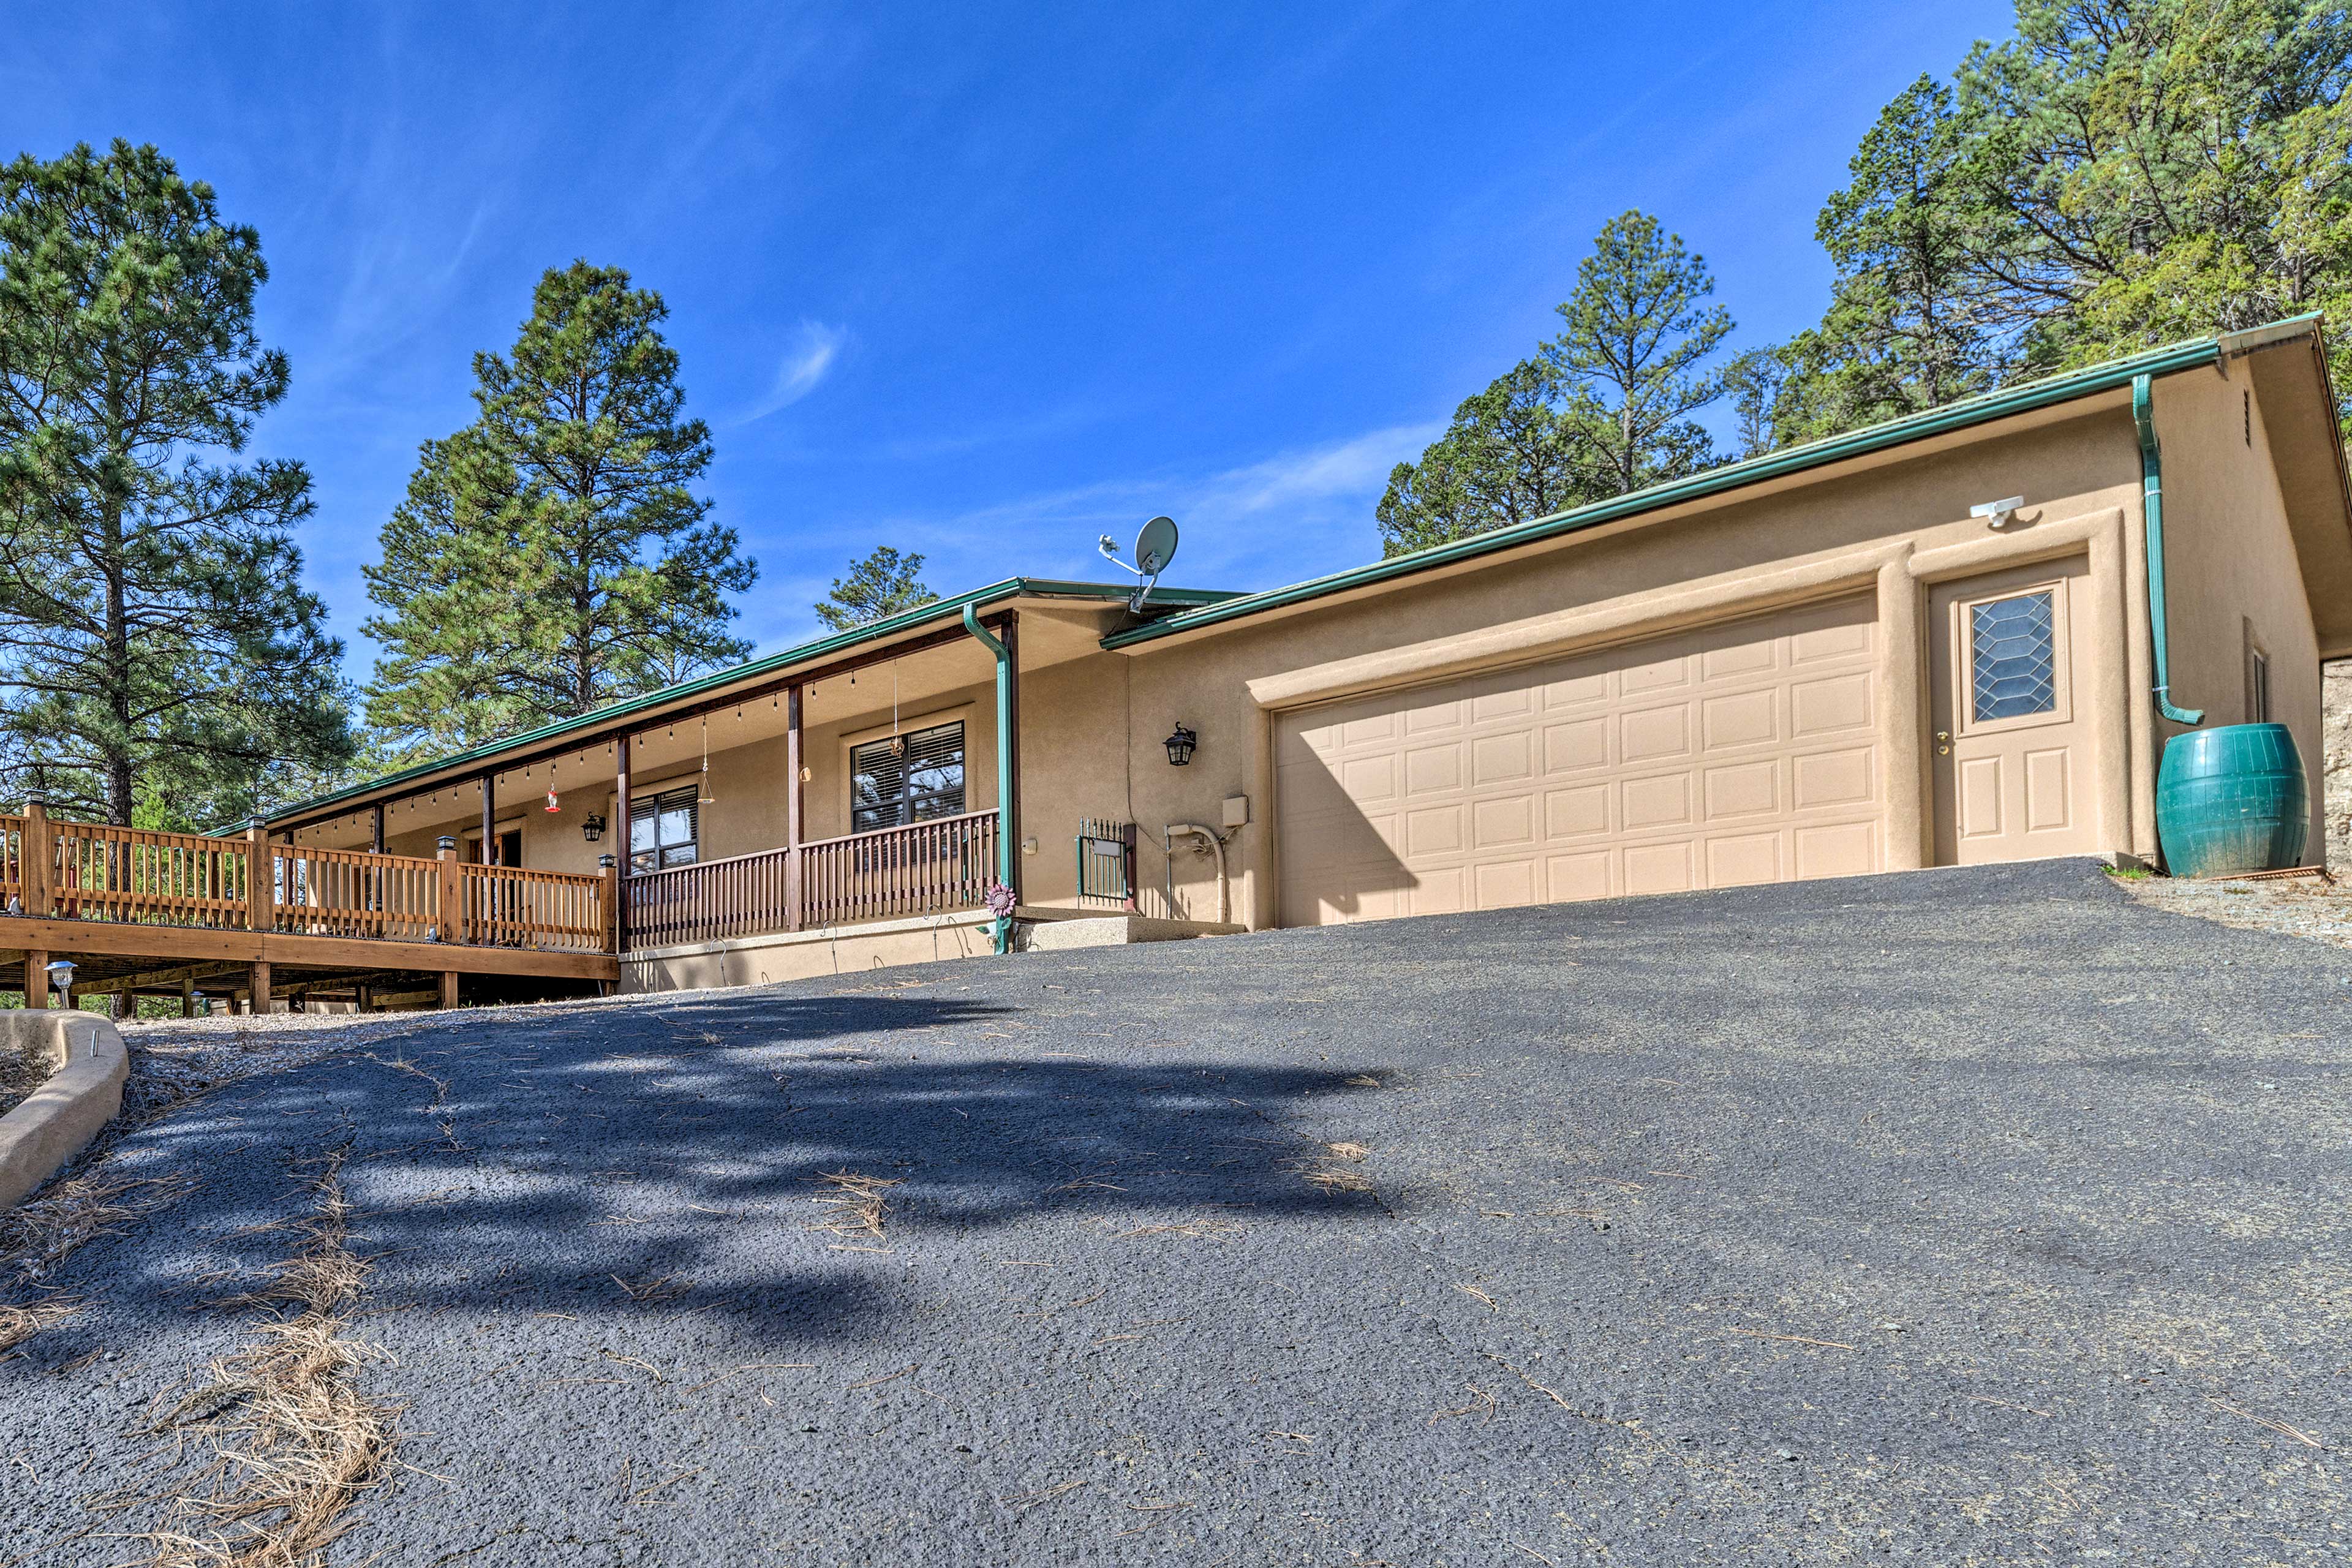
[2,803,617,1012]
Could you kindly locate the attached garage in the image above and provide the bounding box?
[1275,595,1884,925]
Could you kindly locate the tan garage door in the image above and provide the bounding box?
[1276,595,1882,926]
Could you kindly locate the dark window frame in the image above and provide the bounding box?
[628,783,700,874]
[850,720,967,835]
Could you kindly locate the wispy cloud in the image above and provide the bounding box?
[739,418,1442,652]
[738,320,849,423]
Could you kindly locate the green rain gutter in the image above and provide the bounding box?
[2132,374,2205,726]
[960,605,1017,954]
[1102,317,2324,654]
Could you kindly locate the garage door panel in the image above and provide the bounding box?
[1622,772,1693,830]
[1791,671,1873,736]
[1278,595,1883,927]
[1543,718,1610,772]
[1624,841,1696,895]
[1547,850,1615,902]
[1703,760,1781,820]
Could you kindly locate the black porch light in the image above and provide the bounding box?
[1163,722,1197,767]
[581,811,608,843]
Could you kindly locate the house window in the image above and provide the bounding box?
[1969,591,2059,722]
[629,785,699,873]
[2250,646,2272,723]
[851,721,965,834]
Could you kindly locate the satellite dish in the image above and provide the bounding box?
[1096,515,1180,613]
[1134,516,1178,576]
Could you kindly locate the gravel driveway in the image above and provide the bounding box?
[3,859,2348,1566]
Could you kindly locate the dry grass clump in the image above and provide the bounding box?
[807,1170,902,1238]
[0,1168,194,1360]
[0,1293,83,1357]
[0,1169,197,1286]
[133,1146,402,1568]
[1291,1141,1374,1194]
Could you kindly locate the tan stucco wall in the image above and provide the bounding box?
[1104,404,2149,925]
[2150,363,2326,856]
[622,910,997,991]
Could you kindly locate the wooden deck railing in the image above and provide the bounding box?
[628,845,794,949]
[624,809,1000,951]
[458,862,609,952]
[278,845,439,942]
[3,801,998,961]
[1,803,612,955]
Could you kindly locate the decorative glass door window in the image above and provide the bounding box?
[628,785,699,873]
[1969,590,2059,722]
[851,721,965,834]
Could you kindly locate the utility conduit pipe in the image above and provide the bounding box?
[960,605,1017,953]
[1164,823,1229,924]
[2132,373,2205,726]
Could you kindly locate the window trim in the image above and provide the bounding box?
[2245,619,2272,724]
[1953,575,2074,739]
[835,703,978,832]
[625,781,703,875]
[846,718,969,835]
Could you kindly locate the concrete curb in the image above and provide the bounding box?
[0,1011,127,1208]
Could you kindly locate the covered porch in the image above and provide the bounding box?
[261,582,1207,998]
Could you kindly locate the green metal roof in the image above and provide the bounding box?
[266,578,1237,827]
[1100,318,2314,651]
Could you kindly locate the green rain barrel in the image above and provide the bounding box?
[2155,722,2310,878]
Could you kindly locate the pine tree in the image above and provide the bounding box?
[815,547,935,630]
[1376,361,1600,557]
[364,262,757,755]
[0,141,352,825]
[1543,211,1733,493]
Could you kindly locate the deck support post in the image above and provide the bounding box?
[435,841,462,944]
[181,978,195,1018]
[613,734,631,950]
[22,948,47,1009]
[785,688,803,931]
[249,960,271,1015]
[20,796,51,919]
[245,818,274,935]
[439,971,459,1010]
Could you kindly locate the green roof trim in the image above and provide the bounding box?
[266,578,1237,827]
[1101,319,2313,651]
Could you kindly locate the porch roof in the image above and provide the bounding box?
[263,578,1236,832]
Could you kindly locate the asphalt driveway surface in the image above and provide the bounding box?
[4,859,2349,1566]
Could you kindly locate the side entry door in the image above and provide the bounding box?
[1929,557,2098,865]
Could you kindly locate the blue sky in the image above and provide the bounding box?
[5,2,2013,682]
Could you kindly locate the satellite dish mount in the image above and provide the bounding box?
[1097,515,1180,613]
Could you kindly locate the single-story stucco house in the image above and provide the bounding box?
[251,314,2352,995]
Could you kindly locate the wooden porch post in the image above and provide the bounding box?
[21,795,51,918]
[371,803,386,854]
[480,773,497,864]
[249,960,271,1015]
[435,839,462,944]
[1002,615,1023,903]
[612,734,631,951]
[785,687,803,931]
[245,818,274,934]
[439,970,459,1010]
[22,949,47,1009]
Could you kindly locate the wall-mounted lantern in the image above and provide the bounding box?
[581,812,607,843]
[1164,723,1198,767]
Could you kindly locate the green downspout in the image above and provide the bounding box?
[960,605,1016,952]
[2132,373,2205,726]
